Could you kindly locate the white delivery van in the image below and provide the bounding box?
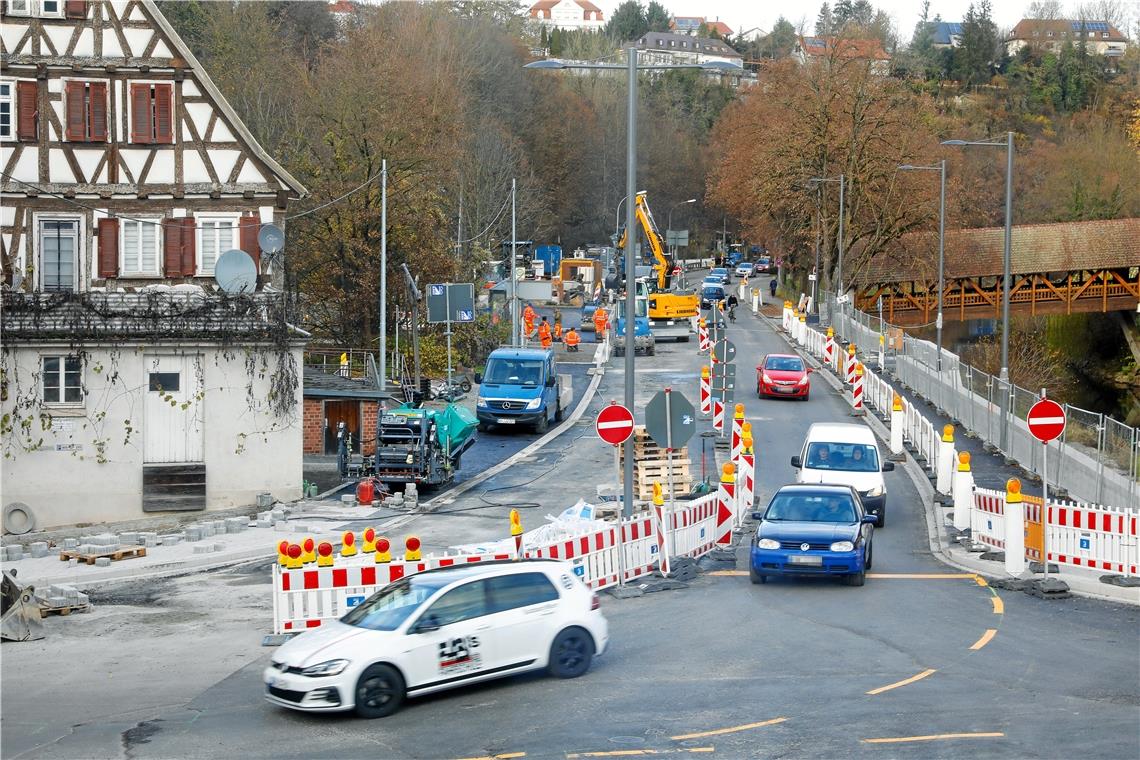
[790,422,894,526]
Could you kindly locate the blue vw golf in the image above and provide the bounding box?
[749,483,875,586]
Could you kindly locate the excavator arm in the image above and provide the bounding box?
[617,193,674,291]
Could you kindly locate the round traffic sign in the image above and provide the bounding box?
[1027,399,1066,443]
[596,403,635,446]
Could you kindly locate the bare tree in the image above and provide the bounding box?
[1075,0,1129,28]
[1026,0,1065,20]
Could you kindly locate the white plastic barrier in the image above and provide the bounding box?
[1046,501,1139,576]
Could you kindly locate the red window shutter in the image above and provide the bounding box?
[65,81,86,141]
[130,83,152,144]
[65,0,86,19]
[16,81,38,141]
[239,214,260,272]
[180,217,197,276]
[162,218,183,277]
[87,81,107,142]
[97,218,119,279]
[153,83,173,144]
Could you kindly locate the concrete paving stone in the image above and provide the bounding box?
[213,543,225,552]
[45,596,69,607]
[29,543,49,558]
[274,521,289,531]
[94,557,112,567]
[144,536,159,548]
[192,545,212,555]
[76,591,88,605]
[119,532,139,545]
[256,519,272,528]
[271,508,286,520]
[160,535,183,546]
[7,548,24,561]
[62,538,80,549]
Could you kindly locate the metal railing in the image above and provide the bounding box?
[303,348,381,387]
[821,291,1140,508]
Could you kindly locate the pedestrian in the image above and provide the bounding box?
[769,278,777,298]
[564,327,581,352]
[538,317,553,349]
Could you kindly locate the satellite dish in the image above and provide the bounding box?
[258,223,285,255]
[215,249,258,295]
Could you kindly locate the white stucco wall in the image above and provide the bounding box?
[1,343,303,531]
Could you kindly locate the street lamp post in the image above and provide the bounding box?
[899,160,947,371]
[943,132,1015,450]
[526,51,742,519]
[808,174,845,303]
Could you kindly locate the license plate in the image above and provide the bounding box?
[776,387,794,393]
[789,555,822,565]
[381,415,404,425]
[498,418,516,424]
[666,320,674,326]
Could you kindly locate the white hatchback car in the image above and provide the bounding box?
[264,560,608,718]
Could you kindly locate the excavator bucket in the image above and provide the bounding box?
[2,570,45,641]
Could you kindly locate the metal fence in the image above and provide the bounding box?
[822,292,1140,509]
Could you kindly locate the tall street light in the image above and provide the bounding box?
[943,132,1014,451]
[527,51,742,519]
[808,174,845,302]
[898,160,946,371]
[667,198,697,271]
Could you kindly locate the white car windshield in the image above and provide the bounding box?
[805,442,880,472]
[342,576,448,631]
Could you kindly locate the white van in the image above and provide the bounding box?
[790,423,893,526]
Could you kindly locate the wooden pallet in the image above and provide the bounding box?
[624,456,693,469]
[39,603,91,617]
[59,545,147,565]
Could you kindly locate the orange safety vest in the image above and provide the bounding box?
[593,308,608,333]
[523,306,537,324]
[565,329,580,347]
[554,322,563,340]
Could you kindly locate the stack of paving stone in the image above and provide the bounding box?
[404,484,418,510]
[36,583,90,614]
[3,544,26,561]
[383,492,405,510]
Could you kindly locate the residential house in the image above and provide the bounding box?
[528,0,604,32]
[794,35,891,75]
[931,21,963,49]
[1005,19,1128,59]
[634,31,743,67]
[1,0,308,530]
[671,16,734,38]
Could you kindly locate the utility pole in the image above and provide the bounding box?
[511,178,518,347]
[379,159,388,392]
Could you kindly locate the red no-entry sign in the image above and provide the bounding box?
[1027,399,1066,443]
[596,403,635,446]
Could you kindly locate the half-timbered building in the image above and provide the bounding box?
[1,0,309,531]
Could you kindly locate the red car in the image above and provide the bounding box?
[757,354,812,400]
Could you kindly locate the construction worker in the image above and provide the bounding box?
[538,317,553,349]
[593,305,609,338]
[553,317,563,342]
[564,327,581,352]
[522,303,536,343]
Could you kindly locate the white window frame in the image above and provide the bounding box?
[40,354,84,407]
[0,79,13,141]
[8,0,64,17]
[120,217,163,277]
[5,0,31,16]
[37,0,63,17]
[194,212,239,276]
[35,214,83,292]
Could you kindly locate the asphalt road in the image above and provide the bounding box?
[4,284,1138,760]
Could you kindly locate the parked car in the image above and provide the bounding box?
[749,483,875,586]
[735,262,755,277]
[790,422,893,526]
[265,560,608,718]
[757,354,812,400]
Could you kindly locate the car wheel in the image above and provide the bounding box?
[749,566,767,585]
[648,346,656,356]
[534,412,549,434]
[354,663,405,718]
[679,335,690,343]
[802,393,810,401]
[549,626,595,678]
[460,378,473,393]
[877,512,886,528]
[554,402,564,423]
[478,422,494,433]
[844,570,866,587]
[864,541,873,570]
[757,384,763,398]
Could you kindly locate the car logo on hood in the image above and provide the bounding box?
[800,543,810,551]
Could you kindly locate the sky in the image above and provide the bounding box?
[582,1,1125,44]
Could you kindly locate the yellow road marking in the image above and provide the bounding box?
[866,573,977,579]
[708,570,745,576]
[671,717,787,740]
[991,596,1004,614]
[865,668,937,695]
[862,732,1004,744]
[974,576,989,587]
[458,754,525,760]
[970,628,998,650]
[566,749,714,758]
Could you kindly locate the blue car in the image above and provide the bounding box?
[749,483,875,586]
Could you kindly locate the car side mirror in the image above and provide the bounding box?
[881,461,895,472]
[806,367,814,374]
[545,375,556,388]
[413,616,441,634]
[862,515,878,524]
[751,511,764,521]
[790,455,802,468]
[474,372,482,385]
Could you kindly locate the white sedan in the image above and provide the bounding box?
[264,560,608,718]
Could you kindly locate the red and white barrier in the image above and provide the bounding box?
[698,319,710,352]
[1046,502,1139,576]
[824,328,834,370]
[730,405,744,464]
[715,464,736,547]
[699,366,711,416]
[851,362,865,415]
[713,398,725,433]
[845,346,857,386]
[737,441,755,528]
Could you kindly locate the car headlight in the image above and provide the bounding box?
[525,397,542,410]
[797,375,809,385]
[757,538,780,550]
[865,485,884,497]
[301,659,350,677]
[762,373,773,384]
[476,397,489,408]
[830,541,854,552]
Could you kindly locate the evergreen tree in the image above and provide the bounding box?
[762,17,799,59]
[815,3,832,36]
[951,1,1000,86]
[548,27,563,56]
[646,1,671,33]
[540,25,548,49]
[604,0,649,42]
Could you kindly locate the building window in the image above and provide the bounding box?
[40,0,61,15]
[121,219,161,276]
[129,83,173,144]
[7,0,66,16]
[40,219,78,291]
[6,0,31,15]
[64,81,107,142]
[42,355,83,405]
[1102,32,1109,38]
[196,217,236,275]
[0,81,11,140]
[1047,31,1054,37]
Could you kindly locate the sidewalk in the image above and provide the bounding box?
[751,304,1139,607]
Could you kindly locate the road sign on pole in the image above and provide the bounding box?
[645,389,696,506]
[712,339,736,364]
[1028,394,1065,583]
[596,403,635,446]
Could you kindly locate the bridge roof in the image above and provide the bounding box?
[852,218,1140,286]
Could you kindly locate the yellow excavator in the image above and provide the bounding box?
[617,192,699,341]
